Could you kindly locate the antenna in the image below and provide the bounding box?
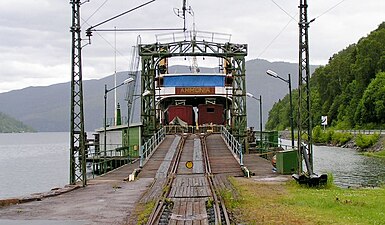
[173,0,193,31]
[114,26,117,126]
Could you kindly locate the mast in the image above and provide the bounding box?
[70,0,86,186]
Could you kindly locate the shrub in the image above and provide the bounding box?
[355,133,380,149]
[312,126,323,143]
[313,126,353,145]
[331,132,353,145]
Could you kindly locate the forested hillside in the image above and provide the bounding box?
[0,112,35,133]
[266,22,385,130]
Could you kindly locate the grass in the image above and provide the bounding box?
[221,177,385,224]
[129,200,156,225]
[364,150,385,158]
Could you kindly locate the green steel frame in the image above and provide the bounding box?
[297,0,313,173]
[69,0,86,186]
[139,40,248,146]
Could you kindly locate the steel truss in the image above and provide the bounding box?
[298,0,313,173]
[139,40,248,146]
[70,0,86,186]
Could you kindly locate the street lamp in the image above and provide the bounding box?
[104,77,134,173]
[266,69,294,149]
[246,93,263,149]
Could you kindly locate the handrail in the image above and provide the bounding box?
[220,126,243,166]
[140,127,166,168]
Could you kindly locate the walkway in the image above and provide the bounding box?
[0,160,152,225]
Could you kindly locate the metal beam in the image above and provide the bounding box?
[138,40,247,146]
[70,0,86,186]
[297,0,313,173]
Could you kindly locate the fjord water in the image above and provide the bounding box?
[314,145,385,188]
[1,133,385,198]
[0,132,69,198]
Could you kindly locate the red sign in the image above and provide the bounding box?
[175,87,215,95]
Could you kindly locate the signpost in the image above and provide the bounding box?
[321,116,327,130]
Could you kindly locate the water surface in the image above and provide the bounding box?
[0,132,69,198]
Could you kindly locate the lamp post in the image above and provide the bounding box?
[246,93,263,149]
[139,89,152,168]
[104,78,134,173]
[266,69,294,149]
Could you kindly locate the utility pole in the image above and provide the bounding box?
[70,0,86,186]
[297,0,314,174]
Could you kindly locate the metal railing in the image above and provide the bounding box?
[140,127,166,167]
[337,130,384,135]
[156,30,232,44]
[87,143,139,178]
[220,126,243,166]
[164,125,224,134]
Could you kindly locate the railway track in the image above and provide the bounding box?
[146,133,233,225]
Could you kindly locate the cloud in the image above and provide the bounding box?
[0,0,384,93]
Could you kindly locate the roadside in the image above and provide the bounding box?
[280,130,385,153]
[0,162,153,225]
[221,177,385,224]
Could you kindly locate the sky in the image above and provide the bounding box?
[0,0,384,93]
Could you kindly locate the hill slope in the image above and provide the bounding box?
[0,112,35,133]
[0,59,318,132]
[266,22,385,130]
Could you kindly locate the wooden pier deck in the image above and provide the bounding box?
[0,133,285,225]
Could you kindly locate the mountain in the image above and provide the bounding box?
[0,112,35,133]
[0,59,318,132]
[245,59,318,129]
[266,22,385,130]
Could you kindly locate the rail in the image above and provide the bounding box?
[201,135,231,224]
[220,126,243,166]
[140,127,166,168]
[146,134,187,225]
[147,134,231,224]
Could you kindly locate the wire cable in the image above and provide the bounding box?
[313,0,349,20]
[257,15,297,59]
[81,18,130,61]
[82,0,110,27]
[269,0,297,22]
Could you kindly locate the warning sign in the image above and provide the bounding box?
[321,116,327,126]
[185,161,193,169]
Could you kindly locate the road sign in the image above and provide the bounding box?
[321,116,327,126]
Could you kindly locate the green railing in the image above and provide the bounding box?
[87,143,135,178]
[140,127,166,168]
[220,126,243,166]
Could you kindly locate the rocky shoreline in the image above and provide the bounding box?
[278,130,385,152]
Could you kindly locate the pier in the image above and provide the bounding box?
[0,131,283,225]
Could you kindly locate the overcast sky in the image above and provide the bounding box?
[0,0,384,93]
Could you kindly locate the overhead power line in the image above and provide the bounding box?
[269,0,297,22]
[257,16,296,59]
[82,0,110,26]
[313,0,349,21]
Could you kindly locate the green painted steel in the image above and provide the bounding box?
[266,131,279,147]
[138,39,248,146]
[69,0,86,186]
[298,0,312,173]
[276,150,298,175]
[122,125,141,158]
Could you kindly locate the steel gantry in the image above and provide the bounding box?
[297,0,313,173]
[138,39,248,146]
[69,0,86,186]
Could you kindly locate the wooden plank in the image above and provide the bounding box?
[169,200,180,225]
[177,200,187,225]
[200,200,209,225]
[193,200,201,225]
[185,200,193,225]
